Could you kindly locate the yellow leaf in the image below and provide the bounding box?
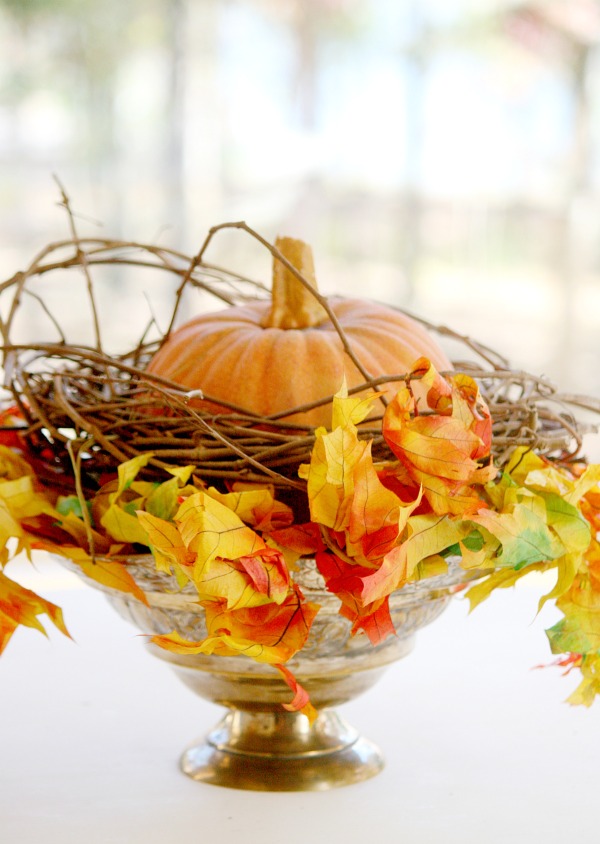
[403,514,471,576]
[73,557,150,606]
[135,509,195,574]
[207,485,293,532]
[538,553,580,612]
[565,464,600,507]
[299,426,368,532]
[0,444,35,480]
[472,504,564,569]
[165,464,195,484]
[175,492,267,575]
[101,503,151,546]
[114,453,155,496]
[0,499,26,562]
[0,475,56,521]
[466,563,547,611]
[330,378,383,429]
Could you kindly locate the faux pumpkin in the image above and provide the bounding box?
[146,237,452,428]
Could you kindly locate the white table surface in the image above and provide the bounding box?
[1,554,598,844]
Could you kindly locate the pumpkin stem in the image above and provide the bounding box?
[262,236,328,329]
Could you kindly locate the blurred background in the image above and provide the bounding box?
[0,0,599,403]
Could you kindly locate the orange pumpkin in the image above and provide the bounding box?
[147,237,451,428]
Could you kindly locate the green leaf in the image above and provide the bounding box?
[541,492,591,555]
[546,614,600,656]
[145,477,181,521]
[56,495,86,520]
[472,503,563,569]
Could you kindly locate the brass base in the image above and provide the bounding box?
[180,709,384,791]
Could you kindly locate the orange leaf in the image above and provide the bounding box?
[237,546,290,603]
[382,367,496,516]
[151,586,320,665]
[275,663,317,724]
[0,570,71,653]
[269,522,325,557]
[347,443,422,565]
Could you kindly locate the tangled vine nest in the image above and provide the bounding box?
[1,195,599,505]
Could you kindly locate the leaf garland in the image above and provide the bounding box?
[1,359,600,714]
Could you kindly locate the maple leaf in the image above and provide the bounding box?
[140,491,293,609]
[268,522,325,567]
[358,513,472,605]
[315,550,395,645]
[175,492,267,574]
[299,424,368,532]
[135,509,195,575]
[275,663,318,723]
[151,586,319,664]
[547,559,600,656]
[565,653,600,707]
[207,484,294,533]
[299,382,378,532]
[473,498,566,569]
[74,557,149,606]
[382,370,496,516]
[465,563,547,612]
[0,570,71,653]
[346,443,422,566]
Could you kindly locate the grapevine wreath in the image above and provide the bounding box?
[1,201,600,716]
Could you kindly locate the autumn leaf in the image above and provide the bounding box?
[382,392,495,517]
[410,358,493,459]
[547,562,600,656]
[472,503,564,569]
[0,570,71,653]
[565,653,600,707]
[139,492,292,608]
[0,499,28,563]
[315,550,395,645]
[466,563,548,612]
[151,586,319,665]
[206,484,294,533]
[346,443,422,566]
[175,492,265,568]
[299,383,376,532]
[92,453,159,545]
[330,378,383,429]
[135,509,195,574]
[275,663,318,723]
[268,522,325,567]
[73,557,150,607]
[358,513,472,605]
[145,476,185,521]
[299,425,368,532]
[0,444,35,481]
[381,360,496,516]
[100,502,152,546]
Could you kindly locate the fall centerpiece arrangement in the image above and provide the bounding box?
[2,203,600,790]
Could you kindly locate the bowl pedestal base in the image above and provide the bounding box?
[180,708,384,791]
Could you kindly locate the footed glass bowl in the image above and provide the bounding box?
[76,555,474,791]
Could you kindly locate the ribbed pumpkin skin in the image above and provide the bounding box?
[147,297,451,428]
